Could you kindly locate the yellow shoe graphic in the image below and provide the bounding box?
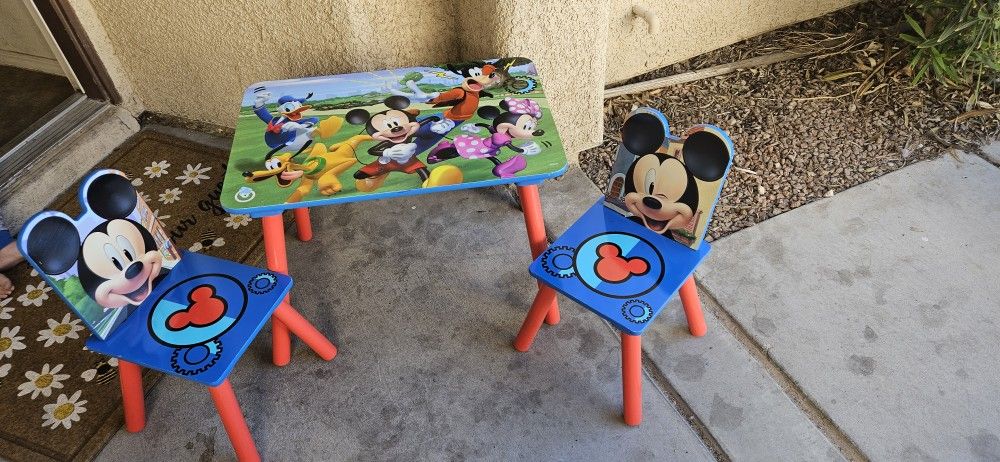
[422,165,463,188]
[355,174,388,192]
[316,116,344,139]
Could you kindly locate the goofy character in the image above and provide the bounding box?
[387,62,498,135]
[425,62,497,134]
[252,86,340,159]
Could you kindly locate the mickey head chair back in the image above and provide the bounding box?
[17,169,181,339]
[604,108,735,250]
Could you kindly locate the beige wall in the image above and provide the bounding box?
[85,0,458,126]
[606,0,861,84]
[77,0,856,161]
[457,0,611,157]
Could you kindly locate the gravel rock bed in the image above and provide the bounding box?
[580,0,999,241]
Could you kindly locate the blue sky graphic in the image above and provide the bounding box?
[241,63,537,107]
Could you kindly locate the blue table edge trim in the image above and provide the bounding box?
[225,164,568,217]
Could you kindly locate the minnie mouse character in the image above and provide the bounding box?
[427,97,545,178]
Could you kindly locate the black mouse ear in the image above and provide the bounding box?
[621,112,666,155]
[384,95,410,110]
[477,106,501,120]
[346,109,370,125]
[681,129,732,182]
[446,64,461,75]
[86,172,137,219]
[25,215,81,275]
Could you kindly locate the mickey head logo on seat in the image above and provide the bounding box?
[167,285,227,330]
[594,243,649,283]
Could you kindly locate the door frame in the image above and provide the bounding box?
[30,0,121,104]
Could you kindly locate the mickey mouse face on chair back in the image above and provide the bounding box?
[616,108,734,249]
[21,170,165,311]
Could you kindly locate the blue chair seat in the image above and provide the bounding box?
[87,251,291,386]
[529,198,710,335]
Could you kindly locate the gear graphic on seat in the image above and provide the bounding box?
[621,299,653,324]
[171,340,223,376]
[247,272,278,294]
[540,245,576,278]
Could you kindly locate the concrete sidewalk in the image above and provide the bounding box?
[696,152,1000,461]
[93,151,1000,461]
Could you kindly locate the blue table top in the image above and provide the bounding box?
[530,198,711,335]
[86,251,291,386]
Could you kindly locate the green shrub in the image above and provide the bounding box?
[901,0,1000,104]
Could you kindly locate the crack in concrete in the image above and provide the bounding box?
[696,282,870,462]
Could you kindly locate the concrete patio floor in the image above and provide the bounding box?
[87,143,1000,461]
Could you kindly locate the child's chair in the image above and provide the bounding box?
[513,108,734,426]
[17,169,337,462]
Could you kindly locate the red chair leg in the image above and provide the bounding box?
[678,276,707,337]
[273,302,337,361]
[271,314,292,367]
[621,333,643,426]
[514,286,558,352]
[262,214,293,366]
[516,184,560,325]
[292,208,313,241]
[209,380,261,462]
[117,360,145,432]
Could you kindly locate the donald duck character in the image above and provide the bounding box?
[252,86,342,159]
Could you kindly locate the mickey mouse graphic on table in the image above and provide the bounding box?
[512,107,735,427]
[345,96,463,192]
[18,169,337,462]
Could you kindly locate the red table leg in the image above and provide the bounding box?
[513,285,558,352]
[117,360,145,432]
[292,208,313,242]
[261,214,293,366]
[678,276,707,337]
[261,212,337,365]
[516,184,560,325]
[621,333,643,426]
[273,303,337,361]
[209,380,261,462]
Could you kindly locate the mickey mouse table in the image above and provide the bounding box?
[221,58,568,363]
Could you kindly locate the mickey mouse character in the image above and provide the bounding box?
[23,171,168,312]
[346,96,462,192]
[427,97,545,178]
[619,111,732,239]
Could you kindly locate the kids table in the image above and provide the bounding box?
[221,58,568,364]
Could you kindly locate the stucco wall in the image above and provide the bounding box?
[457,0,610,158]
[606,0,861,84]
[85,0,458,125]
[78,0,856,160]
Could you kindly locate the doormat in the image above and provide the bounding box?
[0,129,287,461]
